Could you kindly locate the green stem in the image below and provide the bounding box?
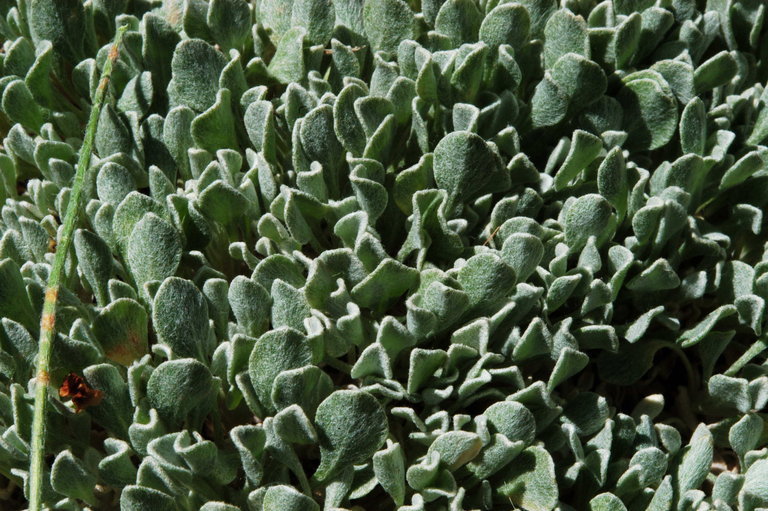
[323,356,352,374]
[725,336,768,377]
[28,25,128,511]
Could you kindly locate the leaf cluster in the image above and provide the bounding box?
[1,0,768,510]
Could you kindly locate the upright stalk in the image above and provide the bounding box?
[28,25,128,511]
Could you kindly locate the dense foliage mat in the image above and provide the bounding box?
[1,0,768,509]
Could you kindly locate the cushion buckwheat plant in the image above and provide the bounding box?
[1,0,768,510]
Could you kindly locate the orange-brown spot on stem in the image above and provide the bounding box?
[41,313,55,331]
[36,370,50,386]
[44,287,59,303]
[108,45,119,61]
